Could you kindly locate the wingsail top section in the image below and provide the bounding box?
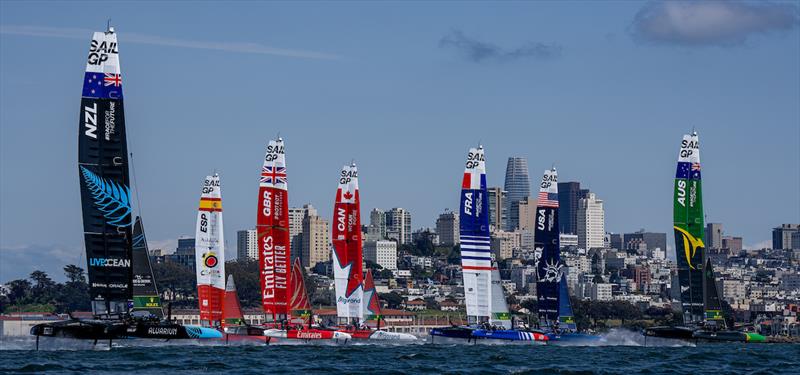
[535,167,562,325]
[78,28,132,316]
[196,174,226,327]
[258,138,290,320]
[459,146,491,322]
[673,132,705,325]
[332,163,363,321]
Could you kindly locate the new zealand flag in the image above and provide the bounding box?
[82,72,123,99]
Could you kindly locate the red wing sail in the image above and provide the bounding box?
[332,163,364,320]
[289,258,311,314]
[222,274,245,327]
[258,138,291,319]
[363,269,381,318]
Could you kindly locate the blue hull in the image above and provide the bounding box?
[472,329,545,342]
[429,326,475,340]
[185,325,224,339]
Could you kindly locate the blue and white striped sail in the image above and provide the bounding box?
[459,146,492,322]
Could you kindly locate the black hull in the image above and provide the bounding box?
[31,319,211,340]
[429,326,474,340]
[643,326,748,343]
[223,326,267,336]
[643,326,695,340]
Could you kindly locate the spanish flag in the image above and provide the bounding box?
[199,197,222,212]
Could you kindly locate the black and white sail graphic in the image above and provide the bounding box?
[78,28,133,315]
[131,216,163,318]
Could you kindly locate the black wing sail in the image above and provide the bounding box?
[535,168,561,325]
[132,216,164,318]
[703,258,725,328]
[78,28,133,316]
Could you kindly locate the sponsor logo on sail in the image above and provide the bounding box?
[89,257,130,267]
[674,226,704,269]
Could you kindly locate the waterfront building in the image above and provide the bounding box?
[236,229,258,261]
[577,192,605,249]
[167,238,196,269]
[289,205,312,261]
[364,240,398,270]
[503,157,531,231]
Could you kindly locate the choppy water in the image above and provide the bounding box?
[1,333,798,374]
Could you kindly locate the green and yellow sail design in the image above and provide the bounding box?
[673,132,705,325]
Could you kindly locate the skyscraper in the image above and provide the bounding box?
[289,205,313,262]
[558,181,589,235]
[503,157,531,231]
[385,207,412,244]
[487,187,508,231]
[369,208,387,239]
[773,224,800,250]
[516,196,538,231]
[301,209,330,268]
[435,209,459,246]
[577,192,605,249]
[236,229,258,261]
[705,223,723,249]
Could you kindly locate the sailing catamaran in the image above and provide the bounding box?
[643,132,764,343]
[195,173,226,328]
[258,139,350,342]
[30,25,221,347]
[532,168,599,343]
[430,146,546,343]
[220,274,271,342]
[327,163,415,340]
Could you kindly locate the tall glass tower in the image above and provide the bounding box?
[503,157,531,231]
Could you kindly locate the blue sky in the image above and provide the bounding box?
[1,1,798,281]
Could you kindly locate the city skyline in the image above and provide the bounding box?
[1,1,798,281]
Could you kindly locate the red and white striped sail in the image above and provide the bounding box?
[195,174,225,327]
[257,138,291,320]
[331,163,364,321]
[289,258,311,315]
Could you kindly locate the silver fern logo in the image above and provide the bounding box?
[80,166,132,227]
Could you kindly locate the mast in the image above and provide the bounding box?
[195,174,226,327]
[257,138,290,322]
[535,167,561,325]
[131,216,163,318]
[332,162,363,323]
[673,132,705,325]
[459,145,491,324]
[78,26,133,316]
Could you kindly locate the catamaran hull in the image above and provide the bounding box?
[429,326,475,340]
[340,329,416,340]
[643,326,764,343]
[471,329,548,343]
[31,319,222,340]
[263,328,351,342]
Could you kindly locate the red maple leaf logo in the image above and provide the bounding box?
[343,191,353,200]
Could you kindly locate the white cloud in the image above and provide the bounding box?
[630,1,799,46]
[0,25,342,60]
